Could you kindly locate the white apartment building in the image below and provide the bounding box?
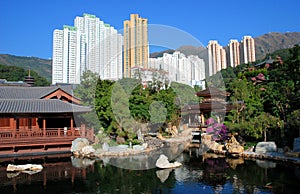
[52,14,123,85]
[52,26,81,84]
[241,35,256,64]
[148,51,205,87]
[228,39,241,67]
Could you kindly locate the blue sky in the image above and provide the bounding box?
[0,0,299,59]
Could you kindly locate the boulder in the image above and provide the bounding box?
[133,145,144,151]
[71,138,89,153]
[227,145,244,154]
[226,136,244,154]
[81,145,95,155]
[255,142,277,154]
[116,136,126,144]
[155,154,182,169]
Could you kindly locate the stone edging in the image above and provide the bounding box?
[208,149,300,165]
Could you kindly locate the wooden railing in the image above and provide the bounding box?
[0,126,94,148]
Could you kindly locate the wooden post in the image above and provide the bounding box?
[43,118,46,136]
[70,116,74,136]
[201,113,205,125]
[12,118,16,138]
[81,124,86,138]
[43,171,47,189]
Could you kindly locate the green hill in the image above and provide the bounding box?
[0,54,52,82]
[0,64,50,86]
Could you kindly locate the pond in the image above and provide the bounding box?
[0,149,299,194]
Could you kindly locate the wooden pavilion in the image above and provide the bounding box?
[182,86,235,129]
[0,86,93,156]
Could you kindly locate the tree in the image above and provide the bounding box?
[74,70,99,106]
[252,112,282,142]
[74,70,102,132]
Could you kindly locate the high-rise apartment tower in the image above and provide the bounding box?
[241,35,256,64]
[207,40,227,76]
[123,14,149,78]
[228,39,241,67]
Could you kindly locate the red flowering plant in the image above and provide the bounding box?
[205,118,229,142]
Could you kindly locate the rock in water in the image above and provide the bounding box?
[71,138,89,153]
[255,142,277,154]
[155,154,182,169]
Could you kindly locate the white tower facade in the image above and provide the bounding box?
[52,13,123,85]
[52,26,81,84]
[242,35,256,64]
[148,51,205,87]
[228,39,241,67]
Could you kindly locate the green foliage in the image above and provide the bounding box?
[74,70,99,106]
[222,45,300,144]
[0,64,49,86]
[0,54,52,82]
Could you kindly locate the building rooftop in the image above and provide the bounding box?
[0,99,91,113]
[0,86,74,99]
[0,85,90,114]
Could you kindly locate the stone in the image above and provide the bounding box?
[102,142,109,151]
[137,129,143,141]
[133,145,144,151]
[171,126,178,137]
[144,137,163,149]
[108,145,128,152]
[227,145,244,154]
[245,146,255,152]
[155,154,182,169]
[7,164,43,172]
[116,136,126,144]
[157,133,166,140]
[142,143,148,149]
[216,144,224,152]
[202,134,212,141]
[81,145,95,155]
[71,138,89,152]
[255,142,277,154]
[293,137,300,152]
[225,136,244,154]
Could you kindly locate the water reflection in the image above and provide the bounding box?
[0,150,299,194]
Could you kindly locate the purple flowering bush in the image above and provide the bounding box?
[205,118,229,142]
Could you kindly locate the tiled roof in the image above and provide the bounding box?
[196,87,230,97]
[0,86,75,99]
[0,99,91,113]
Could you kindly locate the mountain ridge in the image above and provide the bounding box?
[1,32,299,82]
